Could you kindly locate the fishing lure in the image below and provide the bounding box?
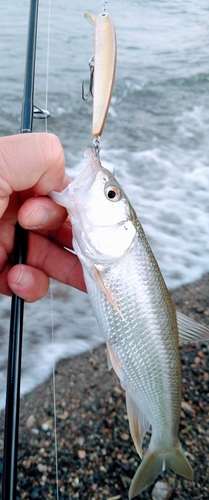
[83,8,117,155]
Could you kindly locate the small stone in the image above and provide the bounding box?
[72,477,79,487]
[181,401,194,414]
[25,414,36,428]
[120,432,129,441]
[23,457,33,470]
[195,307,205,313]
[89,357,96,366]
[152,480,172,500]
[31,428,39,435]
[40,474,47,486]
[196,424,204,434]
[57,411,69,420]
[194,356,200,365]
[41,419,53,431]
[37,463,48,473]
[114,385,123,395]
[21,492,28,499]
[75,436,85,447]
[77,449,86,459]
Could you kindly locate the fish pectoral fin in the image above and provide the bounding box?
[84,12,96,26]
[92,266,125,321]
[126,390,150,458]
[106,342,124,384]
[177,311,209,344]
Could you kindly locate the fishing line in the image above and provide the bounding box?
[50,279,60,500]
[45,0,51,134]
[44,1,60,498]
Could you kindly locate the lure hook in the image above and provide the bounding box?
[82,56,94,100]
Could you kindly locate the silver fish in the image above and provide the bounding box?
[51,150,209,498]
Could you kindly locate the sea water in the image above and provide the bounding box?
[0,0,208,407]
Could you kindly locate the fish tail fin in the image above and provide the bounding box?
[165,442,193,480]
[129,441,193,499]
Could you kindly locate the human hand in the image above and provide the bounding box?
[0,133,85,301]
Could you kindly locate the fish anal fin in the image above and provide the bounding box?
[177,311,209,344]
[92,266,125,320]
[126,390,150,458]
[84,12,96,26]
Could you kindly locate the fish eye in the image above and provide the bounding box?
[105,185,121,202]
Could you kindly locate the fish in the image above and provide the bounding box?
[84,11,117,138]
[50,149,209,498]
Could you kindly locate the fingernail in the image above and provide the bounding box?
[13,267,33,288]
[25,206,50,228]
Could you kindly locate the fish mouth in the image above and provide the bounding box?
[68,149,108,202]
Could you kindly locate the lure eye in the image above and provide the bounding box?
[105,185,121,202]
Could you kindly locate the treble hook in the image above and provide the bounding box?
[82,56,94,100]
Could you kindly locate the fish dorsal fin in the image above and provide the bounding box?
[92,266,125,321]
[177,311,209,344]
[84,12,96,26]
[126,390,150,458]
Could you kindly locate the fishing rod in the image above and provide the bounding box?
[2,1,39,498]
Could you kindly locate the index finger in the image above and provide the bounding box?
[0,133,69,216]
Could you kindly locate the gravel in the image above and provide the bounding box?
[0,273,208,500]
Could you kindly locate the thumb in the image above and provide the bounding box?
[0,133,67,217]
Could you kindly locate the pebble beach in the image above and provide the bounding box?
[0,2,209,498]
[0,274,208,500]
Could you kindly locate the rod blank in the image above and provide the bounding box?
[2,1,39,499]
